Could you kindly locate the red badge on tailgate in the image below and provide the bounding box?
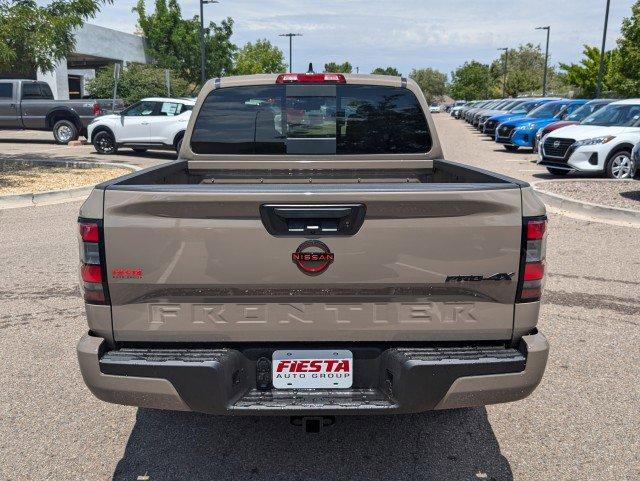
[292,240,334,275]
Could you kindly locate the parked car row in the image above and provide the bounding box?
[452,97,640,179]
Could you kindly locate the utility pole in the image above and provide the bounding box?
[199,0,219,87]
[498,47,508,98]
[596,0,612,97]
[279,33,302,72]
[536,26,551,96]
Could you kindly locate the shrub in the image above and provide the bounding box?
[86,63,191,104]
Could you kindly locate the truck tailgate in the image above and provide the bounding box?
[103,183,522,342]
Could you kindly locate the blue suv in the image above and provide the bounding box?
[483,99,555,137]
[495,99,587,151]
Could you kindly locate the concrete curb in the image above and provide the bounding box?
[0,159,139,210]
[532,180,640,226]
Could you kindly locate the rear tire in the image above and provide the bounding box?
[93,131,117,155]
[605,149,635,179]
[52,119,79,144]
[175,137,183,155]
[546,167,570,176]
[504,145,519,152]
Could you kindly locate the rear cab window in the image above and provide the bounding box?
[21,83,53,100]
[190,84,431,155]
[0,82,13,99]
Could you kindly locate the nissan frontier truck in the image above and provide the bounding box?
[76,73,549,420]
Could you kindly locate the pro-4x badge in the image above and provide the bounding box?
[445,273,514,282]
[292,240,334,275]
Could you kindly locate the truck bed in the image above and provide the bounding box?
[92,159,528,344]
[102,159,524,188]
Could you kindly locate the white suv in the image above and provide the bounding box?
[538,99,640,179]
[87,97,195,155]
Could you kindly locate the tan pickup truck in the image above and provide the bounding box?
[76,73,549,423]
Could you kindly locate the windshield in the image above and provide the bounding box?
[509,101,535,114]
[581,103,640,127]
[566,101,611,122]
[491,100,510,109]
[503,100,523,111]
[528,102,566,119]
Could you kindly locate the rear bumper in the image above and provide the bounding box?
[77,332,549,415]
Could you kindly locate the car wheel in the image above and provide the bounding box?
[605,149,635,179]
[546,167,570,176]
[175,138,183,154]
[504,145,519,152]
[53,120,79,144]
[93,131,117,155]
[132,148,148,153]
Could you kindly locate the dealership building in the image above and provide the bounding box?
[26,24,148,100]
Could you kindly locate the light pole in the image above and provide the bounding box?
[279,33,302,72]
[498,47,508,98]
[596,0,612,97]
[199,0,219,87]
[536,26,551,96]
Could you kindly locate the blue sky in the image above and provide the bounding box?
[87,0,636,76]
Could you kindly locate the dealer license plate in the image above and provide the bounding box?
[272,349,353,389]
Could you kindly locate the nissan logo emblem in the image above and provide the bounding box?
[292,240,334,275]
[553,140,561,149]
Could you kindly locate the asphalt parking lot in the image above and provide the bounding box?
[0,129,173,170]
[1,119,639,481]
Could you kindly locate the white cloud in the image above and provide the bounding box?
[77,0,637,74]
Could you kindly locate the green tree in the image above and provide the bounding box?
[559,45,617,97]
[611,0,640,96]
[371,67,401,76]
[324,61,353,73]
[490,43,549,96]
[234,39,286,75]
[133,0,235,90]
[86,63,190,104]
[409,68,448,103]
[0,0,112,74]
[449,61,493,100]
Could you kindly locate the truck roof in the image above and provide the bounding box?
[206,73,409,89]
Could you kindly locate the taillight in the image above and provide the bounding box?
[517,216,547,302]
[92,102,102,116]
[276,73,346,84]
[78,219,108,304]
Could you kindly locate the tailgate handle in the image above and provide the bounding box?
[260,204,366,236]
